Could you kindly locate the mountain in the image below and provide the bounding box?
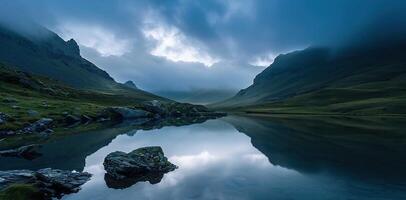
[0,24,115,89]
[0,23,162,101]
[123,81,138,90]
[213,44,406,115]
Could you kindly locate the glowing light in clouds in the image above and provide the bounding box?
[143,24,219,67]
[249,52,276,67]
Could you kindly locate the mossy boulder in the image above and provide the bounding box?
[103,146,177,181]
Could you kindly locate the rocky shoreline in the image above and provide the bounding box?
[0,100,225,198]
[0,146,177,198]
[0,168,91,199]
[0,100,226,138]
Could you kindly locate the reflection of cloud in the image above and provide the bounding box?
[170,151,219,168]
[57,22,132,57]
[143,23,219,67]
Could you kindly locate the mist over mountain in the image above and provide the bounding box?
[1,0,406,97]
[0,23,115,89]
[213,41,406,114]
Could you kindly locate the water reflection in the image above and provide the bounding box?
[61,115,406,200]
[2,115,406,199]
[104,172,166,189]
[224,115,406,183]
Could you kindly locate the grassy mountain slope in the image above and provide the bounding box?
[213,45,406,115]
[0,24,116,89]
[0,63,165,132]
[0,23,164,101]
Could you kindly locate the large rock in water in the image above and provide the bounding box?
[0,168,91,199]
[0,144,42,160]
[103,147,177,183]
[103,107,152,120]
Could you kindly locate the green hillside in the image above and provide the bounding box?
[212,45,406,115]
[0,63,165,133]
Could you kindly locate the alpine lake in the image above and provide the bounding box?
[1,114,406,200]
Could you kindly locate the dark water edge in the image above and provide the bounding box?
[1,115,406,199]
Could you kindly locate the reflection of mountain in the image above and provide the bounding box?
[0,117,218,171]
[224,115,406,183]
[0,125,131,171]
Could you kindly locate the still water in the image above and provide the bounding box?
[2,115,406,199]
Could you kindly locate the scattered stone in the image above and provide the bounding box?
[2,97,18,103]
[17,72,44,90]
[42,101,49,108]
[20,118,53,134]
[0,144,42,160]
[64,114,81,125]
[11,105,20,109]
[0,168,91,200]
[27,110,39,117]
[143,100,166,115]
[0,112,10,124]
[80,115,92,123]
[39,129,54,138]
[0,130,15,136]
[103,146,177,183]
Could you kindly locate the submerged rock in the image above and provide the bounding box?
[0,144,42,160]
[0,168,91,199]
[103,146,177,187]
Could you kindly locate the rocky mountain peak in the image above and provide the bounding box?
[124,80,138,89]
[66,38,80,57]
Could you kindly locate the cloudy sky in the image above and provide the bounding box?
[1,0,405,93]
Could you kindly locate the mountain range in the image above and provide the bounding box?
[213,43,406,115]
[0,23,162,101]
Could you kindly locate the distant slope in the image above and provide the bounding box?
[213,45,406,115]
[157,89,237,105]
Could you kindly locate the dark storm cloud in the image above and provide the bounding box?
[1,0,406,92]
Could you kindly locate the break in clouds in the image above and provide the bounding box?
[1,0,406,93]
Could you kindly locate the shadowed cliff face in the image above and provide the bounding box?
[223,115,406,184]
[0,24,117,90]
